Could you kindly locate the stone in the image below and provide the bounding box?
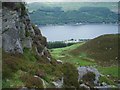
[14,39,23,53]
[57,60,63,64]
[80,83,90,90]
[77,66,100,85]
[52,77,64,88]
[22,37,32,49]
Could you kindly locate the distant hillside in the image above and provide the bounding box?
[70,34,119,66]
[29,6,118,25]
[27,2,118,12]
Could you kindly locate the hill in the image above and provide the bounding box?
[29,6,118,25]
[50,34,119,85]
[50,34,119,66]
[27,2,118,12]
[70,34,119,66]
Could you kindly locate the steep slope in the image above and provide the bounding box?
[2,2,55,88]
[2,2,50,58]
[2,2,79,89]
[70,34,119,66]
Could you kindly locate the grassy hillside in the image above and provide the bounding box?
[51,34,119,66]
[2,48,63,88]
[70,34,119,66]
[50,34,119,85]
[50,42,96,67]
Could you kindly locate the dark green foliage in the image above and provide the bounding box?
[25,30,30,37]
[47,41,75,49]
[62,63,79,88]
[20,3,27,16]
[82,72,95,86]
[29,7,118,25]
[47,41,67,49]
[21,73,43,88]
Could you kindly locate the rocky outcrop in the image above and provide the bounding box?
[78,66,100,85]
[52,77,64,88]
[2,2,51,60]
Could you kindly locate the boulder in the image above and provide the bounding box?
[78,66,100,85]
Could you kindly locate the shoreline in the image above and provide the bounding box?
[38,23,118,27]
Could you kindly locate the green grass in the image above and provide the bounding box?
[2,70,24,88]
[50,42,96,67]
[97,66,119,78]
[23,48,37,62]
[2,48,64,88]
[70,34,119,66]
[99,75,116,86]
[50,43,83,59]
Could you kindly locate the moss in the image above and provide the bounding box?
[25,30,31,37]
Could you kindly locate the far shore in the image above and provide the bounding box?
[38,22,118,27]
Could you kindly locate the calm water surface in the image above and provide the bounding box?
[40,24,118,41]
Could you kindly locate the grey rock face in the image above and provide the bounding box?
[22,37,32,49]
[2,33,23,53]
[2,7,24,53]
[2,2,51,63]
[2,6,34,53]
[80,83,90,90]
[77,66,100,85]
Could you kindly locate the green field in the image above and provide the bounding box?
[50,43,95,66]
[50,42,96,67]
